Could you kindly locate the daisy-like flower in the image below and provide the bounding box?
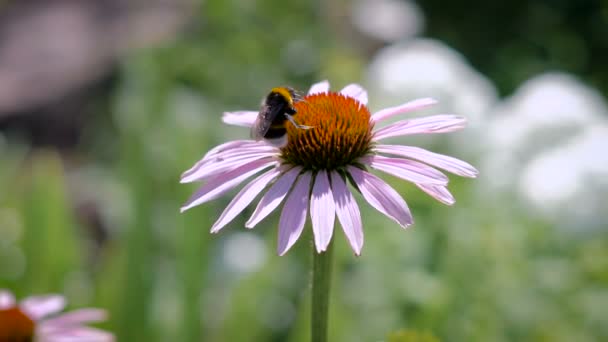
[181,81,478,256]
[0,289,113,342]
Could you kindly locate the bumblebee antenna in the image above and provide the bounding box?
[291,88,309,103]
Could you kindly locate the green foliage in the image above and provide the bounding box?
[387,329,440,342]
[1,1,607,342]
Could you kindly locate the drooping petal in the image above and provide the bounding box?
[199,142,276,165]
[277,172,312,255]
[371,98,437,123]
[20,295,66,320]
[373,115,467,141]
[181,144,278,183]
[0,289,16,309]
[246,166,302,228]
[363,155,448,185]
[340,84,368,105]
[375,144,478,178]
[210,167,282,233]
[181,140,256,179]
[202,140,261,160]
[310,170,335,253]
[222,111,258,127]
[198,144,278,166]
[308,80,330,95]
[41,309,108,327]
[180,149,277,184]
[347,166,413,228]
[180,158,277,212]
[38,326,114,342]
[330,171,363,255]
[416,184,455,205]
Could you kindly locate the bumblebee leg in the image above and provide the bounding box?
[285,113,313,129]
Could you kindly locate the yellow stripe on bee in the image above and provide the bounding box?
[271,87,294,105]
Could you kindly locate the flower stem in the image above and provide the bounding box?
[311,240,334,342]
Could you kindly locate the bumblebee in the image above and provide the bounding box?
[251,86,312,147]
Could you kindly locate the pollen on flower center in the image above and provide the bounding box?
[281,92,373,170]
[0,307,35,342]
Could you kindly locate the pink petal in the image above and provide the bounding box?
[38,326,114,342]
[182,144,277,182]
[347,166,413,228]
[21,295,66,320]
[222,111,258,127]
[201,140,258,162]
[373,115,467,141]
[375,145,478,178]
[330,171,363,255]
[0,289,16,309]
[199,144,277,166]
[199,142,275,165]
[41,309,107,327]
[308,80,330,95]
[180,158,277,212]
[277,172,312,255]
[210,167,282,233]
[310,170,335,253]
[363,155,448,185]
[180,148,277,183]
[417,184,455,205]
[181,140,260,180]
[340,84,368,105]
[246,166,302,228]
[370,98,437,123]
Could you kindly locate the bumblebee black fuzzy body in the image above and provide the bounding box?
[252,87,310,147]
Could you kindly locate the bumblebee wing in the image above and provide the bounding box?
[251,103,282,140]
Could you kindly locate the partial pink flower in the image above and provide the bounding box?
[0,289,113,342]
[181,81,478,256]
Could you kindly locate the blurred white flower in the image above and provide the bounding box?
[486,73,606,155]
[520,125,608,226]
[367,39,497,138]
[223,233,268,274]
[483,73,607,187]
[482,72,608,228]
[351,0,424,42]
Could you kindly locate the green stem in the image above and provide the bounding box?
[311,240,334,342]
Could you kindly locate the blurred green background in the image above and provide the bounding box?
[1,0,607,341]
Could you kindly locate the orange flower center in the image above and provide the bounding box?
[0,307,35,342]
[281,92,373,170]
